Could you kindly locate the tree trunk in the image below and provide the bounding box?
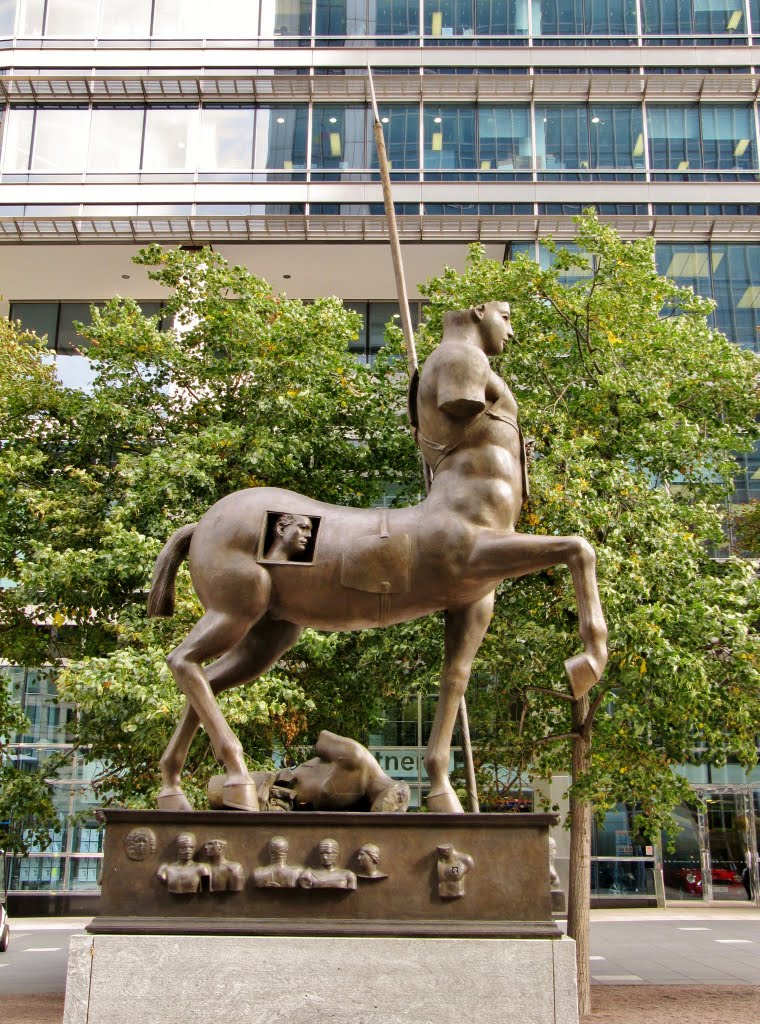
[567,694,592,1018]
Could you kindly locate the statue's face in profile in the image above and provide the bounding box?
[203,839,226,860]
[476,301,513,355]
[277,515,312,558]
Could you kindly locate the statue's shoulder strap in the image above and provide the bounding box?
[407,367,420,431]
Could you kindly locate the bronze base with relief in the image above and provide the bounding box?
[88,808,562,940]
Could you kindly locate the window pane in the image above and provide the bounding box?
[700,105,755,170]
[88,109,143,171]
[204,0,259,36]
[17,0,43,33]
[535,104,589,176]
[476,0,529,36]
[375,0,420,36]
[424,0,474,38]
[99,0,152,36]
[477,106,531,174]
[57,302,104,354]
[694,0,746,35]
[311,106,367,169]
[32,109,90,172]
[45,0,98,35]
[647,106,701,169]
[142,108,197,171]
[9,301,58,347]
[711,244,760,350]
[152,0,203,36]
[2,108,34,171]
[0,0,17,34]
[424,106,476,174]
[253,107,308,171]
[261,0,312,39]
[200,108,254,169]
[642,0,693,34]
[589,104,645,169]
[371,105,419,171]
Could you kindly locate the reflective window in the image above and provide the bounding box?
[642,0,748,38]
[32,109,90,173]
[253,107,309,175]
[200,107,255,170]
[536,104,589,178]
[17,0,43,33]
[475,0,530,40]
[534,0,637,38]
[316,0,420,41]
[99,0,152,36]
[370,105,420,175]
[152,0,202,36]
[142,108,197,171]
[261,0,312,41]
[2,107,34,171]
[88,108,144,171]
[424,0,474,40]
[45,0,98,35]
[312,105,368,172]
[711,244,760,352]
[647,105,756,176]
[588,104,645,176]
[477,106,532,177]
[424,106,476,178]
[0,0,16,33]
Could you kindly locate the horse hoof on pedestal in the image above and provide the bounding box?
[222,781,260,812]
[564,653,598,699]
[426,788,464,814]
[157,791,193,812]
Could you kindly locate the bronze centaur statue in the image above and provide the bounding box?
[148,301,608,813]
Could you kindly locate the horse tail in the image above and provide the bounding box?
[147,523,197,618]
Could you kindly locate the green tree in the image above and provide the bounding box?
[0,245,407,809]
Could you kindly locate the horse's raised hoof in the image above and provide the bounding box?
[565,653,599,699]
[222,781,260,812]
[157,790,193,812]
[426,787,464,814]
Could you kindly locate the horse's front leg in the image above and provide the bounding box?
[471,531,608,697]
[425,592,495,813]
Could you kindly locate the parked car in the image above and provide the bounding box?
[665,860,743,894]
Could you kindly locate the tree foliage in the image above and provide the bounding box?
[1,245,408,808]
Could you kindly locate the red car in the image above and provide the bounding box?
[666,862,743,894]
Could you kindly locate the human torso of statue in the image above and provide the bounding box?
[416,337,523,533]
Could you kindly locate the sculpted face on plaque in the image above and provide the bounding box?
[201,837,245,893]
[264,513,314,562]
[252,835,304,888]
[124,827,157,861]
[157,832,210,895]
[299,838,357,890]
[354,843,388,880]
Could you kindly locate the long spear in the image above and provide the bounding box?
[367,66,480,814]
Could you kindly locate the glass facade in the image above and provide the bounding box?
[0,0,757,42]
[9,300,164,354]
[2,666,102,893]
[3,101,760,182]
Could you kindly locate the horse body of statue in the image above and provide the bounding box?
[149,300,607,815]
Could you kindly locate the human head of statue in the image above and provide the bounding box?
[269,513,313,560]
[471,301,513,356]
[176,832,196,863]
[318,838,339,868]
[203,838,227,862]
[268,835,289,864]
[355,843,381,876]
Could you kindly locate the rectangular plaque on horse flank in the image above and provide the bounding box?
[257,510,322,565]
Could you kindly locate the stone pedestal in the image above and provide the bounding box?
[64,933,579,1024]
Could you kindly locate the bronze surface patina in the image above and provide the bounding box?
[148,301,608,814]
[89,809,561,939]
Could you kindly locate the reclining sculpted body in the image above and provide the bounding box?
[149,301,608,814]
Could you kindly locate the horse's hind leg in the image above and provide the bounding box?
[471,532,608,697]
[164,608,270,811]
[158,618,303,810]
[425,591,495,814]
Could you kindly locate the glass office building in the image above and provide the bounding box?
[1,0,759,904]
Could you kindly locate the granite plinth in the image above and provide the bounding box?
[64,933,579,1024]
[90,809,561,939]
